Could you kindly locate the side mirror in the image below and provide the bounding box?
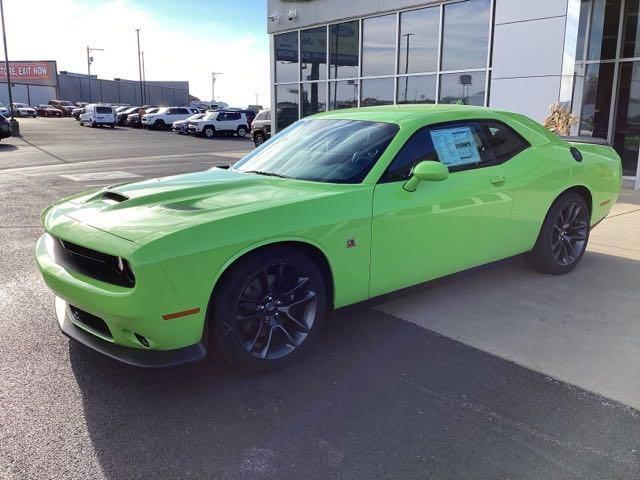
[403,161,449,192]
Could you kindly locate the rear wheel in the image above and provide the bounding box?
[529,192,590,274]
[253,132,265,147]
[236,126,248,138]
[211,247,327,371]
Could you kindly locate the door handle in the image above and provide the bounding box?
[490,175,505,185]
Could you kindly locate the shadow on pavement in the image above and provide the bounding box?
[0,143,18,151]
[70,305,640,479]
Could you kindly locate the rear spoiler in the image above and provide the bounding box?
[560,136,610,146]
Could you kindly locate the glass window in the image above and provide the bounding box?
[233,119,399,184]
[441,0,491,71]
[613,62,640,176]
[275,84,299,131]
[362,14,396,77]
[329,21,359,79]
[577,62,614,137]
[397,75,436,104]
[587,0,620,60]
[398,7,439,74]
[439,72,486,106]
[301,27,327,81]
[481,121,529,163]
[328,80,358,110]
[622,0,640,58]
[275,32,299,83]
[361,78,394,107]
[302,82,327,117]
[576,0,591,61]
[383,120,521,182]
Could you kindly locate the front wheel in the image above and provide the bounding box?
[529,192,590,275]
[211,247,328,371]
[203,126,215,138]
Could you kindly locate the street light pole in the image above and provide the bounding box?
[85,46,103,103]
[211,71,222,103]
[135,29,144,104]
[0,0,18,135]
[402,33,414,103]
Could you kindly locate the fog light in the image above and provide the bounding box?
[135,333,150,348]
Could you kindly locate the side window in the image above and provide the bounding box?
[383,129,438,182]
[266,111,271,120]
[479,120,529,163]
[228,112,241,121]
[175,108,189,114]
[217,112,228,121]
[382,120,529,182]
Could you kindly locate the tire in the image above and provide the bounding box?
[529,191,590,275]
[203,126,215,138]
[153,120,165,130]
[211,247,328,371]
[236,125,248,138]
[110,123,115,129]
[253,132,265,147]
[91,121,97,128]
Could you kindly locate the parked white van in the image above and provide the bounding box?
[79,104,116,128]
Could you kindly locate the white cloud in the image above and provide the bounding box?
[1,0,270,107]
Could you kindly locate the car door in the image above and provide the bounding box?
[215,112,233,131]
[370,120,523,297]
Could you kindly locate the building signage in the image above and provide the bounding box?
[0,61,57,87]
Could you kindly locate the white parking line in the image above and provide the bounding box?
[59,171,142,181]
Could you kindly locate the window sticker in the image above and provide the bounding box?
[430,127,481,167]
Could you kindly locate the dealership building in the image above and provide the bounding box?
[0,60,190,108]
[267,0,640,188]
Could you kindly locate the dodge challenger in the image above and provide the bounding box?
[35,105,622,370]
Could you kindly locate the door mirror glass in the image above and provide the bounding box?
[403,160,449,191]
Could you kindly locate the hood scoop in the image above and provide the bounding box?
[101,191,130,203]
[162,203,203,211]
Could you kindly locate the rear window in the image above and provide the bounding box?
[96,106,112,114]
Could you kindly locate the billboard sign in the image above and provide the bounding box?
[0,61,57,86]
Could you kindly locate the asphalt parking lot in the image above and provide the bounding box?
[1,118,640,479]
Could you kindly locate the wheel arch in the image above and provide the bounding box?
[556,184,593,216]
[209,239,335,312]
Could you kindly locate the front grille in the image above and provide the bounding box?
[69,305,112,339]
[52,236,135,288]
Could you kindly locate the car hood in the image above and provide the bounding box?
[49,168,340,244]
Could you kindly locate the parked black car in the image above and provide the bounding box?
[125,106,158,128]
[0,114,12,141]
[251,109,271,147]
[117,106,141,126]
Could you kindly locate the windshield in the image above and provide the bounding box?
[203,112,218,120]
[233,119,398,184]
[188,113,205,120]
[59,101,74,106]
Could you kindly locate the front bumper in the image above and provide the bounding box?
[36,224,210,365]
[56,297,206,367]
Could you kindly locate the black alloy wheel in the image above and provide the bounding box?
[211,248,327,371]
[233,262,318,360]
[253,132,265,146]
[530,192,590,274]
[551,201,589,266]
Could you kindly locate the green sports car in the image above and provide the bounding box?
[35,105,622,370]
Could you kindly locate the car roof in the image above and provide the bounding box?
[311,104,507,126]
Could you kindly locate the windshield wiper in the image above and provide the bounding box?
[243,170,290,179]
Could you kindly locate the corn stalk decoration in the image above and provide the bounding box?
[543,103,577,136]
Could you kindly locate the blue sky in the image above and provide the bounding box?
[2,0,270,107]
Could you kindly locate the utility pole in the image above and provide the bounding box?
[211,71,222,102]
[141,51,146,105]
[0,0,18,135]
[135,29,144,104]
[86,46,104,103]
